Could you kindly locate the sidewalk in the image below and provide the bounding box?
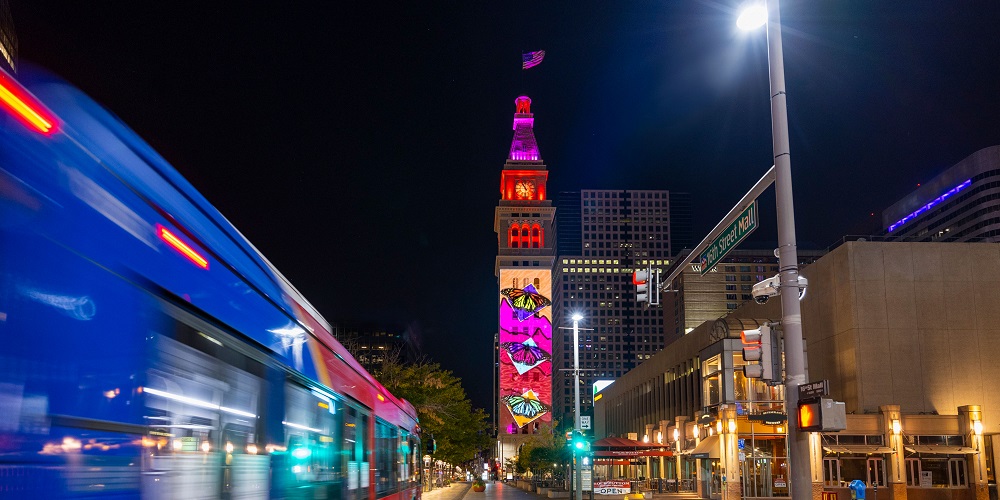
[423,481,550,500]
[423,481,473,500]
[422,481,704,500]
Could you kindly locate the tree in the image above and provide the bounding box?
[511,420,570,478]
[375,356,491,466]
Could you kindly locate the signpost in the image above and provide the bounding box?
[798,380,829,400]
[594,481,630,495]
[699,201,758,275]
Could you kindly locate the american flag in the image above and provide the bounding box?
[522,50,545,70]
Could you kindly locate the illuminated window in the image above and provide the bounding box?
[531,224,542,248]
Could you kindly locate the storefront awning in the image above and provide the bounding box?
[823,445,894,454]
[591,436,673,458]
[688,435,720,459]
[905,445,977,454]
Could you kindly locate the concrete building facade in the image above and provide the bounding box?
[595,241,999,500]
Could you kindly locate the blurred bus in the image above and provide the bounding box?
[0,64,421,500]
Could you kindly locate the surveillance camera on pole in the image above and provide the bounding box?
[751,274,808,304]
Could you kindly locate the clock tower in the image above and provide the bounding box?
[494,96,556,466]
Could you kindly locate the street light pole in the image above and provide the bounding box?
[740,1,811,499]
[572,313,583,500]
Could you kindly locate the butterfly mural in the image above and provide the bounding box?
[499,339,551,374]
[500,284,551,321]
[502,390,551,427]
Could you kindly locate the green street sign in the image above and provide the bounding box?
[699,201,758,275]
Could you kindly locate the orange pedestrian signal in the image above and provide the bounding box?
[798,400,822,431]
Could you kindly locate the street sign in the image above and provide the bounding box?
[699,201,758,275]
[748,410,788,425]
[581,416,591,429]
[798,380,829,400]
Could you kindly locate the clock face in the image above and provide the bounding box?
[514,180,536,199]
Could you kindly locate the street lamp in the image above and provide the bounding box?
[572,313,584,500]
[737,2,810,500]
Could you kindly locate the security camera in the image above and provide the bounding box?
[752,275,780,304]
[752,274,808,304]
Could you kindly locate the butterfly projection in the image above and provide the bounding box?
[499,340,551,366]
[500,283,551,321]
[503,391,551,427]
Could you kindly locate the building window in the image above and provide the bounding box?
[702,355,722,406]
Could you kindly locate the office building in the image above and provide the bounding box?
[331,322,421,375]
[0,0,16,73]
[550,189,691,425]
[883,145,1000,242]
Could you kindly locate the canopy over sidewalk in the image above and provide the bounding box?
[593,437,673,457]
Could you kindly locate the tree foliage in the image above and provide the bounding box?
[374,356,490,466]
[512,420,570,477]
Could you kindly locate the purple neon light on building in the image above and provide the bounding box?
[888,179,971,232]
[509,96,540,161]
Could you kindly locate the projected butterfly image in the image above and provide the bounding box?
[500,283,551,321]
[502,390,551,427]
[499,338,551,374]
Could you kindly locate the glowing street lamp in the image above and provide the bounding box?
[736,5,767,31]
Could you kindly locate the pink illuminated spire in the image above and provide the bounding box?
[509,96,541,161]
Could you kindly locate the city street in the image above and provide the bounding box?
[422,481,703,500]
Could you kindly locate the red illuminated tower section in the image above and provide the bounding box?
[494,96,556,469]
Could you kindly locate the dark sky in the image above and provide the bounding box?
[12,1,1000,412]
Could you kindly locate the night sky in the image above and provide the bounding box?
[12,1,1000,412]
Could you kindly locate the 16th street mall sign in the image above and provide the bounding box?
[699,201,758,275]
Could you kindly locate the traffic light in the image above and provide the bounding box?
[741,324,773,380]
[634,264,661,305]
[571,430,590,452]
[634,269,649,303]
[797,398,847,432]
[798,399,822,431]
[428,437,437,455]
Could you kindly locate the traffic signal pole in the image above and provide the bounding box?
[762,2,812,499]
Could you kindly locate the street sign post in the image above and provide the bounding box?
[798,380,829,400]
[699,201,758,275]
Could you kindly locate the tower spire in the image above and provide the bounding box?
[509,96,540,161]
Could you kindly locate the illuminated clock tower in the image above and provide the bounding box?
[494,96,556,466]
